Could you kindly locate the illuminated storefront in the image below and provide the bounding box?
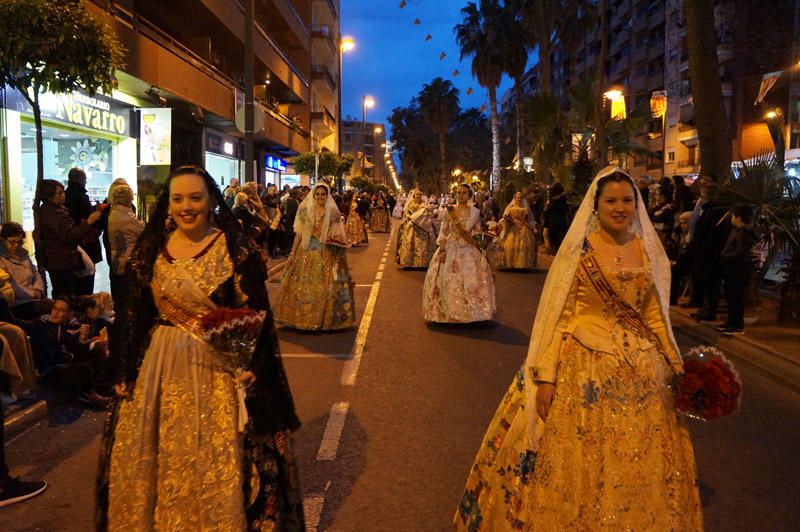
[1,88,137,230]
[204,131,242,190]
[265,155,287,188]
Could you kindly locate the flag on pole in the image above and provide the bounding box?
[755,71,783,105]
[650,90,667,118]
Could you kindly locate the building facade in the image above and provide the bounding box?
[0,0,347,224]
[341,118,388,185]
[500,0,798,180]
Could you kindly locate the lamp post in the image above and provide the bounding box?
[337,36,354,192]
[362,95,375,178]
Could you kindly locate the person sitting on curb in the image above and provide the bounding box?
[0,222,50,320]
[717,204,757,336]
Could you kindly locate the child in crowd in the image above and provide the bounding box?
[717,204,757,335]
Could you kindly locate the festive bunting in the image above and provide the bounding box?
[453,69,460,76]
[439,51,446,60]
[413,18,421,25]
[755,71,783,105]
[466,87,474,95]
[398,0,407,7]
[479,103,486,112]
[425,34,432,42]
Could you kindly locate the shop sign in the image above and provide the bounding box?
[266,156,287,172]
[4,88,131,137]
[139,108,172,165]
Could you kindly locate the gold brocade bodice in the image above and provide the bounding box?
[151,232,234,323]
[506,205,528,221]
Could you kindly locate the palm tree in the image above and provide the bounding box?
[456,0,505,189]
[500,0,530,165]
[417,78,461,191]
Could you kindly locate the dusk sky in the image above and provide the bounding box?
[340,0,525,132]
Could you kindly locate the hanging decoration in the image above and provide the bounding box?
[466,87,474,96]
[650,90,667,118]
[452,69,460,76]
[425,34,432,42]
[439,51,446,60]
[413,18,421,25]
[755,71,783,105]
[398,0,407,7]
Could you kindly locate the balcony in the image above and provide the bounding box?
[311,64,337,91]
[312,24,337,57]
[677,160,699,170]
[311,105,336,138]
[312,0,338,24]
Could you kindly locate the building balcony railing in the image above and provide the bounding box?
[678,123,696,132]
[678,160,699,169]
[313,0,338,21]
[311,106,336,137]
[311,24,338,55]
[311,65,337,90]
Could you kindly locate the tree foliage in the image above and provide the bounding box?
[417,77,460,190]
[293,151,353,179]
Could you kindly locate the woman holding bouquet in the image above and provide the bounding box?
[273,183,356,331]
[422,183,495,323]
[369,192,392,233]
[96,165,304,531]
[396,188,437,268]
[454,168,702,531]
[495,191,537,270]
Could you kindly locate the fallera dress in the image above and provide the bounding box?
[369,199,392,233]
[396,201,437,268]
[105,233,304,531]
[455,241,702,531]
[273,214,356,331]
[423,206,496,323]
[496,205,537,270]
[345,201,368,246]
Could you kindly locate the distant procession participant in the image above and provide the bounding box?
[369,192,392,233]
[392,192,406,218]
[422,183,495,323]
[396,188,437,269]
[98,165,303,531]
[345,193,369,246]
[273,183,356,331]
[495,191,537,270]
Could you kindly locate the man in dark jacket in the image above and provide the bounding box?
[688,174,731,321]
[40,180,101,298]
[65,168,103,295]
[717,204,757,335]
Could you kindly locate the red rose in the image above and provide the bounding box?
[681,373,703,395]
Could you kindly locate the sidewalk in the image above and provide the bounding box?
[537,249,800,392]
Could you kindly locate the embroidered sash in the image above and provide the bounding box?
[579,250,671,366]
[446,207,483,252]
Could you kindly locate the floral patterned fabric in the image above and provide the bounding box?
[455,257,702,531]
[369,205,392,233]
[423,206,495,323]
[396,207,436,268]
[496,206,537,270]
[345,203,368,246]
[274,215,355,331]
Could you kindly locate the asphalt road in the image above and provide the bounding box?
[1,220,798,531]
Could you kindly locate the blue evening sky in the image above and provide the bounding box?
[340,0,526,129]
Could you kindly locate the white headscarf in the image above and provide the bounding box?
[524,166,678,442]
[294,183,346,249]
[502,194,535,227]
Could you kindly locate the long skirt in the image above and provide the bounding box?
[273,237,356,330]
[369,208,391,232]
[422,244,495,323]
[346,214,368,246]
[496,224,537,270]
[454,337,703,531]
[396,220,436,268]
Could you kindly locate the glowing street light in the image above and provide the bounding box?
[766,110,779,119]
[374,126,383,134]
[341,36,355,53]
[604,87,627,119]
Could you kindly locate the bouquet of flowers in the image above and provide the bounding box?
[675,346,742,421]
[198,307,266,372]
[472,232,492,252]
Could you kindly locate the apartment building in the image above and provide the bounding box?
[310,0,342,154]
[341,119,388,185]
[501,0,798,180]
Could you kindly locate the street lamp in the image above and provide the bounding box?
[362,95,375,178]
[604,87,627,120]
[337,35,355,192]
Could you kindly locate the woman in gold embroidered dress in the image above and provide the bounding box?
[423,184,495,323]
[345,193,368,246]
[273,183,356,331]
[496,191,537,270]
[368,192,392,233]
[396,188,437,268]
[97,166,304,531]
[455,168,702,531]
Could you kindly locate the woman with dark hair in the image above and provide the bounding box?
[345,192,368,246]
[273,183,355,331]
[672,174,695,214]
[455,168,701,530]
[543,182,569,254]
[39,179,102,298]
[96,165,304,530]
[423,183,495,323]
[0,222,50,319]
[369,192,392,233]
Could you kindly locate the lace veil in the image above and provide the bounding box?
[523,166,678,441]
[294,183,345,249]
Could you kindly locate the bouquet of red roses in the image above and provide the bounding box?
[198,307,266,372]
[675,346,742,421]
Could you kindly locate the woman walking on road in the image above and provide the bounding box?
[345,192,369,247]
[369,192,392,233]
[423,183,495,324]
[454,168,702,531]
[396,188,437,268]
[495,191,537,270]
[273,183,356,331]
[97,165,304,531]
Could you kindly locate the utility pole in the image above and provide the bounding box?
[244,0,255,183]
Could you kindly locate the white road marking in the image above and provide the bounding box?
[340,230,394,386]
[303,495,325,531]
[281,353,352,359]
[355,283,375,287]
[317,402,349,460]
[5,421,42,445]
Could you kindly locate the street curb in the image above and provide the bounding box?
[3,400,47,440]
[671,311,800,394]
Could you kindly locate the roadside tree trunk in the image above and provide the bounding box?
[489,86,501,190]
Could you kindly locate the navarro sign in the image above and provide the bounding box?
[4,88,132,137]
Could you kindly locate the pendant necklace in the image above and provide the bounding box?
[614,251,624,265]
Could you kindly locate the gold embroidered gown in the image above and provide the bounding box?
[396,203,436,268]
[369,201,392,233]
[345,201,368,246]
[274,215,356,330]
[455,245,702,531]
[495,206,537,270]
[107,234,254,530]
